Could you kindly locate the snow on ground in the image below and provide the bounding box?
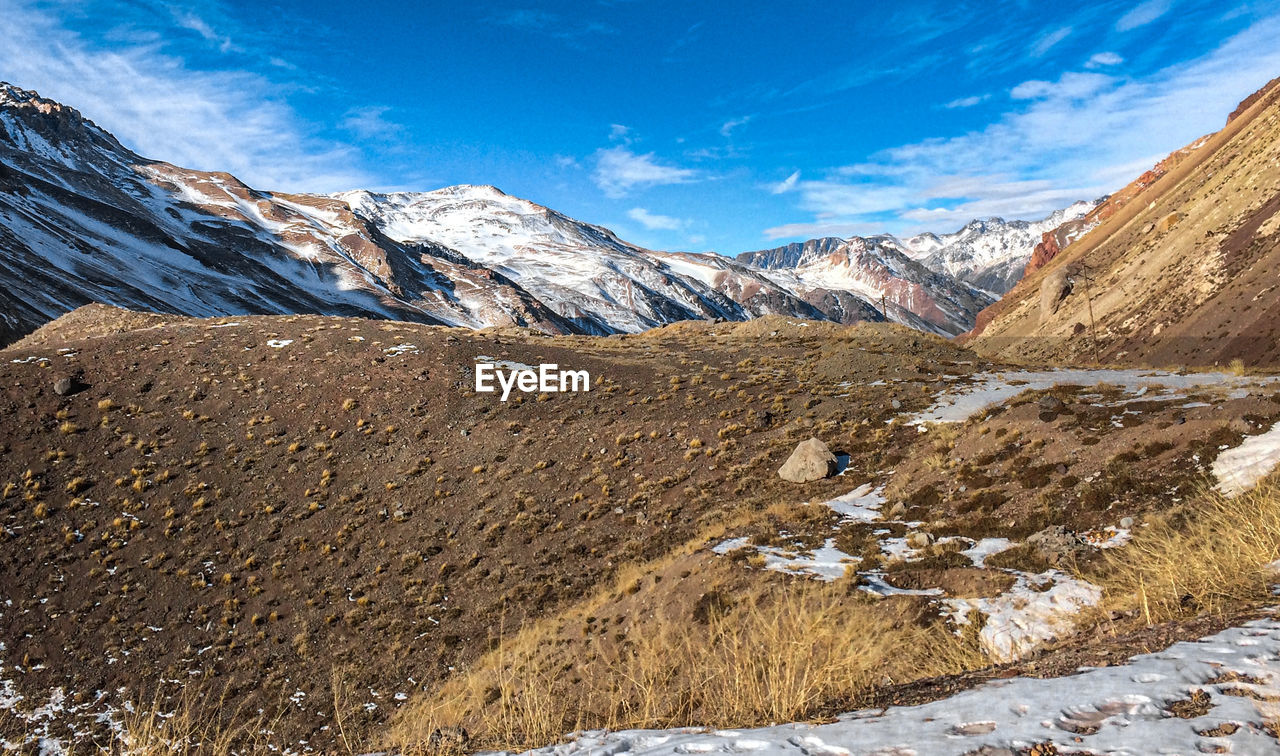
[819,483,884,522]
[517,615,1280,756]
[1214,421,1280,496]
[945,571,1102,662]
[911,369,1278,427]
[961,537,1015,567]
[712,537,858,582]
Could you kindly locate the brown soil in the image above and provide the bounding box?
[0,308,976,749]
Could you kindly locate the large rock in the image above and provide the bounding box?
[1039,269,1072,323]
[1027,526,1088,565]
[778,437,837,482]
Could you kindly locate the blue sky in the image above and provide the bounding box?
[4,0,1280,254]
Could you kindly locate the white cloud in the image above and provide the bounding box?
[608,123,632,143]
[1085,51,1125,69]
[1030,26,1073,57]
[1010,72,1112,100]
[771,170,800,194]
[340,105,401,140]
[768,15,1280,241]
[593,146,697,198]
[943,94,990,109]
[1117,0,1174,31]
[172,9,239,54]
[719,115,752,137]
[627,207,684,230]
[0,0,371,192]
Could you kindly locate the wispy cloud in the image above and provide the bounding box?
[719,115,752,138]
[608,123,633,144]
[340,105,402,140]
[627,207,685,230]
[489,9,617,44]
[0,0,370,191]
[666,21,705,58]
[943,94,990,109]
[771,170,801,194]
[171,9,240,54]
[1085,51,1125,68]
[767,14,1280,239]
[1117,0,1175,31]
[593,147,697,198]
[1030,25,1073,57]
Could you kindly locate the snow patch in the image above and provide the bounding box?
[1214,421,1280,496]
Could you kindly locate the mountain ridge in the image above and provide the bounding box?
[963,76,1280,367]
[0,81,1082,344]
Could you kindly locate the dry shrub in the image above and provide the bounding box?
[1101,478,1280,622]
[388,582,981,753]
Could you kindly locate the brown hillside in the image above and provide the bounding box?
[0,308,975,749]
[963,76,1280,368]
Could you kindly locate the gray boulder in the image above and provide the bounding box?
[1027,525,1089,565]
[778,437,837,483]
[1039,269,1072,323]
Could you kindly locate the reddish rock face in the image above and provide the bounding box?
[1228,76,1280,124]
[1020,138,1210,279]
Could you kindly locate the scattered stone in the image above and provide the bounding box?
[1039,269,1072,322]
[887,502,907,519]
[1037,395,1065,412]
[1156,211,1182,233]
[778,437,837,483]
[52,377,76,396]
[890,399,902,410]
[1027,525,1089,565]
[906,531,934,549]
[1055,463,1069,475]
[1120,516,1135,529]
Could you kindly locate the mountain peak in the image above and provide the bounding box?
[431,183,510,199]
[0,81,132,164]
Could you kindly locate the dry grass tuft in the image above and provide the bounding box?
[1100,477,1280,622]
[388,581,981,753]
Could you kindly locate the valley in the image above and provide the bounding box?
[0,26,1279,756]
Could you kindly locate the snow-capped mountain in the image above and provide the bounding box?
[335,187,824,334]
[737,236,996,335]
[0,82,1062,344]
[908,202,1098,295]
[0,83,818,343]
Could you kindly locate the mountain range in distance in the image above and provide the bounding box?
[0,81,1096,346]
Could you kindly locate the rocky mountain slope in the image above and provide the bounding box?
[735,235,997,335]
[964,77,1280,368]
[337,186,829,334]
[912,202,1096,294]
[735,203,1096,338]
[0,82,1012,345]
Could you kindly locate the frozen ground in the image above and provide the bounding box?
[909,369,1278,427]
[1215,422,1280,496]
[515,614,1280,756]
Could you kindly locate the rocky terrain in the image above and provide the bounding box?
[2,306,1279,753]
[965,77,1280,368]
